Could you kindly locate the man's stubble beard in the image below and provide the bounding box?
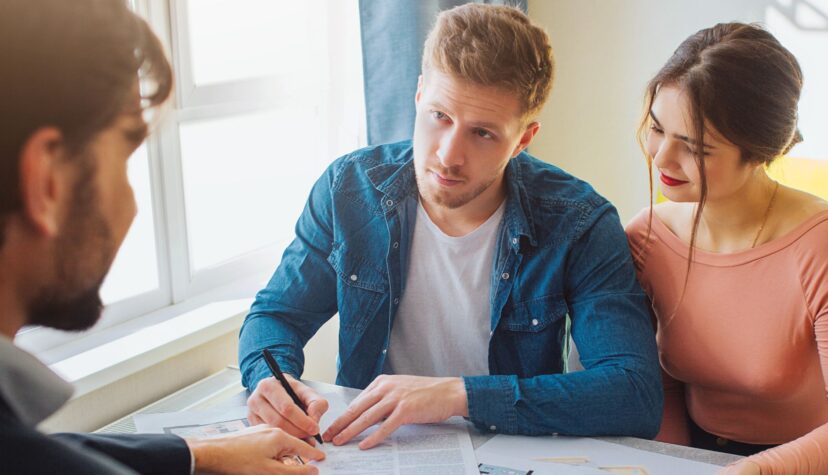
[414,167,499,210]
[27,157,115,332]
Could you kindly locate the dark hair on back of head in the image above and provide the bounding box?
[0,0,173,246]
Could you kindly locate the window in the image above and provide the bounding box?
[100,144,161,304]
[17,0,366,356]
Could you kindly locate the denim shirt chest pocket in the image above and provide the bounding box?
[494,294,568,377]
[327,241,388,332]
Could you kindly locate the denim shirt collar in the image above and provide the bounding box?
[502,156,538,249]
[365,148,418,208]
[365,147,537,252]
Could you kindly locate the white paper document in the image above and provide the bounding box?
[313,393,478,474]
[133,395,479,475]
[477,434,721,475]
[315,423,479,475]
[476,451,608,475]
[133,406,249,438]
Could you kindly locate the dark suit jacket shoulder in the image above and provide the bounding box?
[0,396,190,474]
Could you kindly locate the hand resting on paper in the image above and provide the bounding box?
[322,374,469,450]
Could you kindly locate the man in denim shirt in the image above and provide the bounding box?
[240,4,662,449]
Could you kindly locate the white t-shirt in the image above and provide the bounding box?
[385,199,505,377]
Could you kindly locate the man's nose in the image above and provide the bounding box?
[436,130,465,169]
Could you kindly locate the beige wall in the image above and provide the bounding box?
[527,0,767,222]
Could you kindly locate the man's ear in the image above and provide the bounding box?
[414,74,424,106]
[17,127,70,237]
[511,121,541,158]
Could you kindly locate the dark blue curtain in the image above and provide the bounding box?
[359,0,528,145]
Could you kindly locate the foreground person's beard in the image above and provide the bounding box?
[28,283,104,331]
[27,157,114,332]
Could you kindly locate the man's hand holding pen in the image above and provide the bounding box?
[247,372,330,443]
[248,351,469,451]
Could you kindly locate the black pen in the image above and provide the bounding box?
[261,349,324,445]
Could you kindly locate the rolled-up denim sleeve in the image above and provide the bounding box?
[464,205,663,438]
[238,163,341,391]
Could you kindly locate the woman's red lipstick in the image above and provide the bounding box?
[660,173,688,187]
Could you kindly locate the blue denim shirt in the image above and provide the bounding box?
[239,141,662,438]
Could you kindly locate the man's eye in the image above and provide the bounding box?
[432,111,447,120]
[475,128,493,139]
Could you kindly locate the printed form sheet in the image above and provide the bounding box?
[318,424,478,475]
[314,393,478,474]
[133,406,249,438]
[134,393,479,474]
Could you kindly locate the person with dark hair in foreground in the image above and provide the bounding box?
[0,0,323,473]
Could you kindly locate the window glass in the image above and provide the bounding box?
[100,144,160,303]
[185,0,315,86]
[179,109,325,271]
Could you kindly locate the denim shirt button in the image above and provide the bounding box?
[489,425,497,431]
[511,237,518,245]
[350,274,358,281]
[385,199,394,207]
[382,348,387,355]
[393,298,400,305]
[531,319,539,326]
[392,241,399,249]
[501,272,510,280]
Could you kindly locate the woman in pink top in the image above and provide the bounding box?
[626,23,828,475]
